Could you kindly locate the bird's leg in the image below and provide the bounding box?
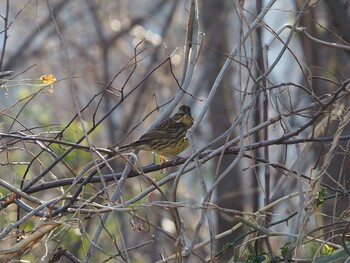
[159,155,169,174]
[160,155,168,164]
[152,152,157,165]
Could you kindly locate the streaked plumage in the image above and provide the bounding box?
[118,105,194,156]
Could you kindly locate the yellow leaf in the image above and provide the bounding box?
[40,74,57,93]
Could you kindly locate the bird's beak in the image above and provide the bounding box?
[183,112,194,124]
[184,108,193,119]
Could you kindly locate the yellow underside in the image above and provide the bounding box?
[138,138,189,157]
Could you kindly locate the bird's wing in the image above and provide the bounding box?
[137,129,169,142]
[119,121,185,150]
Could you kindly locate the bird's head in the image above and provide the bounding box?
[173,105,194,128]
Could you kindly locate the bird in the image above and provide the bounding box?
[118,105,194,157]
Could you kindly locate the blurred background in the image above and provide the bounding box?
[1,0,350,262]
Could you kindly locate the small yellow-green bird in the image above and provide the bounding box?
[118,105,194,156]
